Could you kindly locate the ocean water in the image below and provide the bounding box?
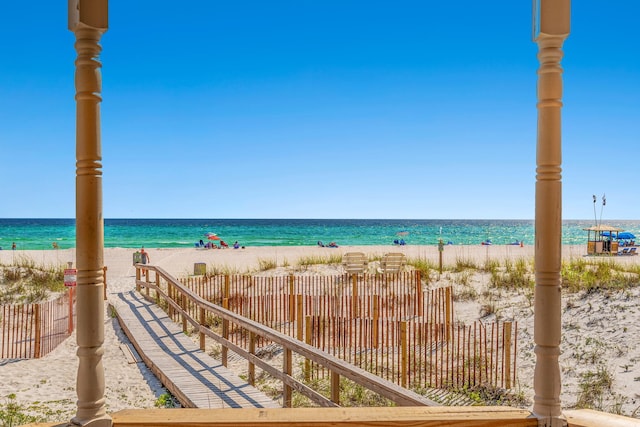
[1,218,639,250]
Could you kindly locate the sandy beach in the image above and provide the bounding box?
[1,244,639,421]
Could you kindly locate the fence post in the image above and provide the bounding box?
[224,275,230,300]
[34,304,41,358]
[181,293,187,333]
[445,287,452,342]
[296,295,303,341]
[331,371,340,405]
[222,298,229,367]
[289,275,295,322]
[415,270,422,317]
[373,295,379,349]
[248,332,256,386]
[199,307,206,351]
[167,283,174,318]
[401,321,408,388]
[284,348,293,408]
[504,322,512,389]
[68,287,74,334]
[135,268,141,292]
[351,274,358,317]
[103,266,108,300]
[154,271,160,299]
[304,316,312,381]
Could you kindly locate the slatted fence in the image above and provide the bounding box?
[171,273,517,390]
[306,317,516,390]
[0,291,75,359]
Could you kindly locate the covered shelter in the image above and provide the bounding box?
[583,224,623,255]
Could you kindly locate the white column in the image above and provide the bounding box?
[68,1,111,426]
[532,1,570,426]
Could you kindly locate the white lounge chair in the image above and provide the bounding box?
[342,252,368,274]
[378,252,407,274]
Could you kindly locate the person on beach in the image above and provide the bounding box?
[233,241,240,249]
[140,247,150,264]
[12,242,16,250]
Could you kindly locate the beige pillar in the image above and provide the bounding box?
[532,1,569,426]
[69,1,111,426]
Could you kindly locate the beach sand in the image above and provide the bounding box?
[1,245,639,420]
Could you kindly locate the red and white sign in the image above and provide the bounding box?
[64,268,77,287]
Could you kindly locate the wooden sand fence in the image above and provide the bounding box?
[172,273,517,391]
[305,317,517,390]
[0,290,75,359]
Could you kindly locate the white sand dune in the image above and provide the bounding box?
[1,245,639,420]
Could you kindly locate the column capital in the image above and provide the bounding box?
[533,0,570,42]
[69,0,108,32]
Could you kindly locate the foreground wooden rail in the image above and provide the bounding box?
[135,265,436,408]
[23,408,640,427]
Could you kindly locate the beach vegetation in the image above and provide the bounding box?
[154,392,179,408]
[452,257,478,272]
[297,254,343,268]
[489,268,534,291]
[208,264,243,275]
[574,367,615,411]
[436,384,527,407]
[561,259,638,293]
[406,258,435,284]
[0,394,42,427]
[0,259,65,305]
[257,258,278,271]
[482,259,500,274]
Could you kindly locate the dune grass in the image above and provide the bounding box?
[0,257,65,304]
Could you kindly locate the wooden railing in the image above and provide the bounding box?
[176,273,516,391]
[135,265,437,407]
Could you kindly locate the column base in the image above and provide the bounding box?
[532,412,567,427]
[70,414,112,427]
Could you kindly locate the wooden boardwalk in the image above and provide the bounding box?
[111,290,278,409]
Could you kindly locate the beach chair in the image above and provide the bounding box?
[378,252,407,274]
[342,252,368,274]
[618,248,630,255]
[629,247,637,255]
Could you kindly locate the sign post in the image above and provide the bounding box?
[64,268,77,333]
[438,239,444,274]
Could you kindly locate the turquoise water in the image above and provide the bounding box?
[1,218,639,250]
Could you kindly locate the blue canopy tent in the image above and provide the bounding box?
[600,231,635,240]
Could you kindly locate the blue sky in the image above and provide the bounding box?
[0,1,638,219]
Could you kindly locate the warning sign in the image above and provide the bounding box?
[64,269,77,287]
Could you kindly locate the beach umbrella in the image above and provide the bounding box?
[207,234,220,241]
[617,232,636,240]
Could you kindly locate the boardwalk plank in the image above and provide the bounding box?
[111,291,278,409]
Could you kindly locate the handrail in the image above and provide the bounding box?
[134,264,437,407]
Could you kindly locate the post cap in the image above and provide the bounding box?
[69,0,108,31]
[533,0,570,40]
